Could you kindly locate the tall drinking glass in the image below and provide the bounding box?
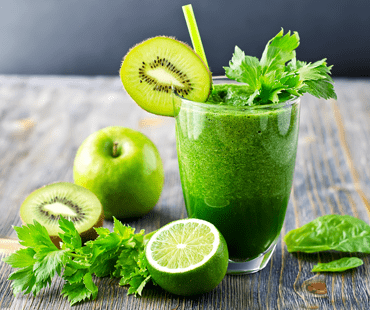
[173,77,301,274]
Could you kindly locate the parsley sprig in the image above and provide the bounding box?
[2,216,152,306]
[223,29,337,105]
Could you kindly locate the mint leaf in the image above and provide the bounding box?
[312,257,364,272]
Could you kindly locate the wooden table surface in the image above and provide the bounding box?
[0,75,369,309]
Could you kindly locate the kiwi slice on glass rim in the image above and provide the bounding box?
[19,182,104,248]
[120,36,212,117]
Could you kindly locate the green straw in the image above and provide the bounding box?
[182,4,209,69]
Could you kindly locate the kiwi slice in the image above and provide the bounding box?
[19,182,104,247]
[120,36,212,116]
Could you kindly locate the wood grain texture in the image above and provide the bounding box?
[0,75,369,309]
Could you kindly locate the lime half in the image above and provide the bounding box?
[145,218,228,296]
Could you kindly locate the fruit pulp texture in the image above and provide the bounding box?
[175,84,300,260]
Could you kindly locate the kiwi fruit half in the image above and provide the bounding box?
[120,36,212,117]
[19,182,104,248]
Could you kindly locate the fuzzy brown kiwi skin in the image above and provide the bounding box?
[120,36,212,114]
[19,182,105,249]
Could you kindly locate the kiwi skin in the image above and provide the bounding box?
[120,36,212,117]
[19,182,104,249]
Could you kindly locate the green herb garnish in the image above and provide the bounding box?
[223,29,337,105]
[2,216,152,306]
[284,214,370,272]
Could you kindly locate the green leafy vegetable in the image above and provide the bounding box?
[2,216,153,306]
[3,220,68,297]
[223,29,337,105]
[283,214,370,254]
[312,257,364,272]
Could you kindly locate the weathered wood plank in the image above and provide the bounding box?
[0,75,369,309]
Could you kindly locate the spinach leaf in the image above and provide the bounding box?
[284,214,370,253]
[311,257,363,272]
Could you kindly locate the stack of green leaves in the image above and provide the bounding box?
[284,214,370,272]
[2,217,152,306]
[223,29,337,106]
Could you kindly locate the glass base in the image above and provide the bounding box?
[226,238,278,275]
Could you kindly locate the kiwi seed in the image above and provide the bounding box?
[19,182,104,248]
[137,56,193,96]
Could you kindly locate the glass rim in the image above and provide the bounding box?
[174,76,300,112]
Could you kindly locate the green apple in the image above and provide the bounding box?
[73,126,164,220]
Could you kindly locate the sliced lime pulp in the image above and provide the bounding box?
[145,218,228,295]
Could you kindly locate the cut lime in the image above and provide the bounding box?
[145,218,228,296]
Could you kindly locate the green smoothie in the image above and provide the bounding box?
[175,84,300,260]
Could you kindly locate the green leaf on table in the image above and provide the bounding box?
[312,257,364,272]
[127,274,152,296]
[3,220,67,296]
[284,214,370,253]
[33,249,68,283]
[83,273,98,299]
[2,248,36,269]
[3,215,153,305]
[85,217,138,278]
[7,266,36,296]
[13,220,58,251]
[61,276,98,306]
[114,231,152,296]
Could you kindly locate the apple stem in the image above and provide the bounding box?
[112,142,119,157]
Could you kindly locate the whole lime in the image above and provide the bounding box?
[73,126,164,220]
[145,218,229,296]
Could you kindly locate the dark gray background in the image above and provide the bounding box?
[1,0,369,77]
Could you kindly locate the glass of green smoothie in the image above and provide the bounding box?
[120,7,336,273]
[173,76,301,274]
